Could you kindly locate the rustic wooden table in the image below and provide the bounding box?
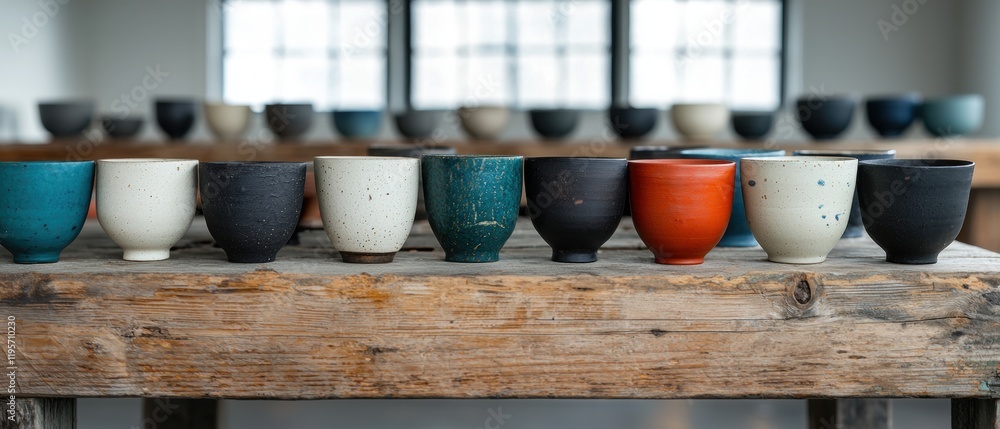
[1,218,998,428]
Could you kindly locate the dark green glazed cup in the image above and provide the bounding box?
[422,155,523,262]
[0,161,94,263]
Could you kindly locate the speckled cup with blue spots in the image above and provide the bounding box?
[793,149,896,238]
[422,155,523,263]
[741,156,858,264]
[0,161,94,264]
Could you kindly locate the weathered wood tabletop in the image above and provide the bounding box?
[2,216,998,405]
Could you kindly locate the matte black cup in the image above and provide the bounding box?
[200,162,307,263]
[858,159,974,264]
[525,157,627,263]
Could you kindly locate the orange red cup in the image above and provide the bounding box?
[629,159,736,265]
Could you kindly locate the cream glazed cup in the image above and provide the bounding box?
[740,156,858,264]
[314,156,419,263]
[96,158,198,261]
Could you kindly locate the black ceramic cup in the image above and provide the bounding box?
[265,103,314,140]
[857,159,974,264]
[200,162,307,263]
[524,157,628,263]
[155,99,197,140]
[793,149,896,238]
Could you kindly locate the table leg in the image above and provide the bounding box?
[141,398,218,429]
[953,399,1000,429]
[0,397,75,429]
[808,399,891,429]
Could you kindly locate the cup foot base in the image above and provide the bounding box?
[341,251,396,264]
[444,252,500,263]
[655,257,705,265]
[716,236,759,248]
[123,249,170,262]
[767,255,826,264]
[12,253,60,264]
[226,253,278,264]
[886,254,938,265]
[552,251,597,263]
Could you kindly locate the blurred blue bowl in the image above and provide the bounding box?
[333,110,382,139]
[920,94,984,137]
[865,94,920,138]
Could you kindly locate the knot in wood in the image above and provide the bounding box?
[794,279,813,305]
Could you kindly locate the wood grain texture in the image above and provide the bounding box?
[2,138,999,186]
[808,399,891,429]
[0,398,75,429]
[1,219,999,400]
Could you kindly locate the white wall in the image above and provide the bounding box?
[0,0,90,141]
[0,0,990,143]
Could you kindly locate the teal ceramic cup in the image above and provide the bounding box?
[0,161,94,263]
[422,155,523,262]
[679,148,786,247]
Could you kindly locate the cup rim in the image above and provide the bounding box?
[741,156,858,163]
[314,156,419,162]
[200,161,306,167]
[526,156,626,162]
[97,158,198,163]
[420,154,523,160]
[858,158,975,168]
[793,149,897,156]
[679,148,786,157]
[0,160,94,165]
[629,159,736,167]
[368,144,455,151]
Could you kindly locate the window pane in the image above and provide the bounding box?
[517,1,557,49]
[336,55,385,109]
[224,53,278,108]
[733,1,781,52]
[281,0,328,51]
[413,1,459,51]
[629,0,783,110]
[411,0,610,109]
[222,0,387,109]
[630,0,677,49]
[224,1,277,51]
[566,53,608,107]
[630,53,675,108]
[414,55,459,108]
[565,1,609,48]
[517,53,560,107]
[731,55,780,110]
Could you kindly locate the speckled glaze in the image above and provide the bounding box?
[367,145,457,220]
[200,162,306,263]
[858,159,974,264]
[96,159,198,261]
[524,157,627,263]
[629,159,735,265]
[314,156,419,263]
[678,148,786,247]
[0,161,94,263]
[741,156,858,264]
[422,155,523,263]
[793,149,896,238]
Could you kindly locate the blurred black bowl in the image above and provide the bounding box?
[155,99,197,140]
[38,101,94,138]
[731,111,774,141]
[101,117,144,139]
[529,109,580,140]
[608,107,658,140]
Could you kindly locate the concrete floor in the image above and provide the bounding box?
[79,398,951,428]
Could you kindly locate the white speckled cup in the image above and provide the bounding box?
[314,156,419,263]
[741,156,858,264]
[96,159,198,261]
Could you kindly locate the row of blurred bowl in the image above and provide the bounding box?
[36,93,985,142]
